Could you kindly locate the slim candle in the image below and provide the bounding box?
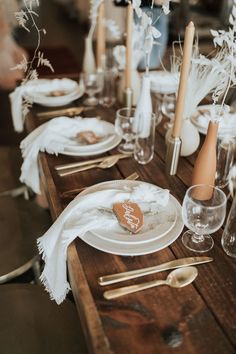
[125,2,133,89]
[96,2,105,69]
[172,21,195,138]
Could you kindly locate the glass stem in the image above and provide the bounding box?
[192,232,205,243]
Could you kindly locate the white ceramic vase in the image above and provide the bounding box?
[118,69,141,106]
[82,36,96,74]
[166,119,200,156]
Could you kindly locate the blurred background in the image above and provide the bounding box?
[0,0,229,145]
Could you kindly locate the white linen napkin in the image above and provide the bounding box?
[9,78,79,132]
[20,117,103,194]
[37,184,169,304]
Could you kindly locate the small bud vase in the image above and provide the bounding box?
[82,36,96,74]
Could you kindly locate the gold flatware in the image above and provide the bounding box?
[61,171,139,198]
[98,256,213,286]
[103,266,198,299]
[59,155,120,177]
[55,153,129,171]
[58,154,131,177]
[37,106,92,120]
[125,172,139,181]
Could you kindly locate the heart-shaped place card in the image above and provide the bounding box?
[113,201,144,234]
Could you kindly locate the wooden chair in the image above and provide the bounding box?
[0,146,51,283]
[0,283,88,354]
[0,194,51,283]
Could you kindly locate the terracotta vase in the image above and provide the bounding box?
[191,120,219,199]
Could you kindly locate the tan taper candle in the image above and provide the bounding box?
[96,2,105,69]
[125,2,133,89]
[172,21,195,138]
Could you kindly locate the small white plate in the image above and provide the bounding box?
[62,134,121,156]
[56,119,121,156]
[191,104,236,136]
[78,180,183,255]
[25,79,84,107]
[150,71,179,94]
[92,200,177,245]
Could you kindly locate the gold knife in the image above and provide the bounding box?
[37,106,92,119]
[98,257,213,286]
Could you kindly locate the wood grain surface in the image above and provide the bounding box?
[26,92,236,354]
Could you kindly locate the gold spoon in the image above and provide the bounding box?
[59,155,120,177]
[103,266,198,300]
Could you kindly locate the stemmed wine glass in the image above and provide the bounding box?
[82,72,102,106]
[182,184,227,252]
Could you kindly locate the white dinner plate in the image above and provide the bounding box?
[62,134,121,156]
[55,119,121,157]
[149,71,179,94]
[191,104,236,136]
[78,180,183,255]
[65,121,117,152]
[25,78,84,107]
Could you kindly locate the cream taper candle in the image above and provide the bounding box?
[96,2,105,70]
[125,2,133,89]
[172,21,195,138]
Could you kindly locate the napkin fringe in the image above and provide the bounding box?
[39,272,70,305]
[37,239,70,305]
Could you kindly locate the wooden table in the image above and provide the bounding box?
[26,100,236,354]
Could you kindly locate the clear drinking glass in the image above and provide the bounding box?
[82,72,102,106]
[115,108,135,154]
[134,113,156,165]
[99,69,116,108]
[221,194,236,258]
[215,136,235,188]
[182,184,227,252]
[153,92,176,129]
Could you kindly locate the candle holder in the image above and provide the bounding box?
[165,135,182,175]
[123,87,133,109]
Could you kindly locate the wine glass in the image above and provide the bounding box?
[82,72,102,106]
[115,108,135,154]
[182,184,227,252]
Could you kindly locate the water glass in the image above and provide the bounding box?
[115,108,135,154]
[99,69,116,108]
[222,194,236,258]
[182,184,227,253]
[215,136,235,188]
[82,72,102,106]
[152,92,176,129]
[134,113,156,165]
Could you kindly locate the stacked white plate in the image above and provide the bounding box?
[150,71,179,95]
[61,118,121,156]
[191,104,236,137]
[79,180,184,256]
[24,78,84,107]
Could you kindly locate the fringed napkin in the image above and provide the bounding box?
[9,78,79,132]
[37,183,169,304]
[20,117,103,194]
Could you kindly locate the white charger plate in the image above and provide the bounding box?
[62,134,121,156]
[25,79,84,107]
[79,180,183,255]
[65,121,117,152]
